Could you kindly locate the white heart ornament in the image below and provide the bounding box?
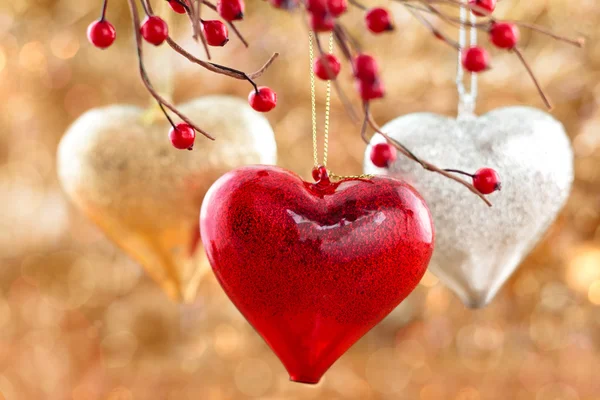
[58,96,276,303]
[364,107,573,307]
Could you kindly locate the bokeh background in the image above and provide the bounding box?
[1,0,600,399]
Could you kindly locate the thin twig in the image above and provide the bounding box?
[364,106,492,206]
[403,3,460,49]
[167,37,278,82]
[348,0,368,10]
[501,19,584,47]
[127,0,215,139]
[512,47,552,109]
[187,0,212,59]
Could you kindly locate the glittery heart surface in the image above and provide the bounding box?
[364,107,573,307]
[58,96,276,303]
[200,165,434,383]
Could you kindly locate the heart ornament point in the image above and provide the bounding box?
[364,107,573,308]
[200,165,434,383]
[58,96,277,303]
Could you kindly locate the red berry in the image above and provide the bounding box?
[217,0,244,21]
[353,53,379,82]
[365,8,394,34]
[490,22,519,49]
[140,16,169,46]
[306,0,327,13]
[472,168,501,194]
[469,0,496,17]
[327,0,347,17]
[370,143,396,168]
[87,20,116,49]
[168,0,187,14]
[461,46,490,73]
[356,79,385,101]
[202,20,229,46]
[309,12,335,32]
[169,123,196,150]
[248,87,277,112]
[313,54,341,80]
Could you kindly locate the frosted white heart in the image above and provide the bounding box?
[364,107,573,307]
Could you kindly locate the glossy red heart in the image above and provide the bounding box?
[200,165,434,384]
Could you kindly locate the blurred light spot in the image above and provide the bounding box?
[44,63,72,89]
[587,280,600,305]
[0,296,11,330]
[365,347,411,394]
[19,41,46,73]
[396,339,425,368]
[63,83,99,117]
[456,323,503,371]
[425,286,450,314]
[456,387,480,400]
[50,31,79,59]
[101,332,137,368]
[536,383,579,400]
[0,375,14,400]
[566,246,600,293]
[411,364,432,385]
[540,282,572,311]
[234,358,273,397]
[514,271,540,298]
[420,383,446,400]
[425,317,453,349]
[213,324,240,357]
[107,387,133,400]
[0,47,5,72]
[529,313,566,351]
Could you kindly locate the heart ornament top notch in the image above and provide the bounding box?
[200,165,434,383]
[364,106,573,307]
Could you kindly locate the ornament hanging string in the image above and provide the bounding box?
[309,32,371,181]
[309,31,333,169]
[456,2,477,118]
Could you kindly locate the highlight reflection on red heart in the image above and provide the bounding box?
[200,165,434,384]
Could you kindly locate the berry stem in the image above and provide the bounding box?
[100,0,109,21]
[363,104,492,206]
[348,0,368,11]
[443,169,474,178]
[127,0,215,139]
[158,102,178,129]
[202,0,249,47]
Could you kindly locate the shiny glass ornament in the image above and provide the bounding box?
[200,165,434,383]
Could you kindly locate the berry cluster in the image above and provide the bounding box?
[85,0,580,202]
[87,0,278,151]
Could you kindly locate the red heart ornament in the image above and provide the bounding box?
[200,165,434,384]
